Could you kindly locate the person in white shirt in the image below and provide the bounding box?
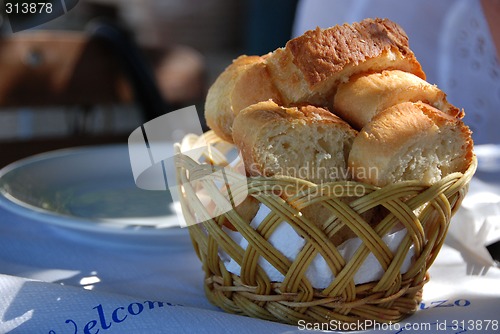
[293,0,500,145]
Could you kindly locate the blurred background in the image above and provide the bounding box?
[0,0,299,166]
[1,0,498,168]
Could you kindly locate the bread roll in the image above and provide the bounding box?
[265,18,425,106]
[204,55,282,142]
[348,102,473,187]
[333,70,463,129]
[232,100,356,184]
[220,195,260,231]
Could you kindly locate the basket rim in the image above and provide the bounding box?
[173,133,477,190]
[174,132,476,326]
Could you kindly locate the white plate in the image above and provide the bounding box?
[474,144,500,187]
[0,145,186,244]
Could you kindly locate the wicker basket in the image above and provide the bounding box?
[175,131,476,327]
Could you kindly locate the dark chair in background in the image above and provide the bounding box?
[0,21,205,167]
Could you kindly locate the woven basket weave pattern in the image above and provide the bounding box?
[176,131,476,326]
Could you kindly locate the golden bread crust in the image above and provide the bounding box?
[333,70,463,129]
[288,19,423,85]
[348,102,473,187]
[204,55,282,142]
[265,18,425,105]
[232,100,357,184]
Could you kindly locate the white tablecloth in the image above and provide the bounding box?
[1,184,499,333]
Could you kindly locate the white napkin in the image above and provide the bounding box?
[223,204,414,288]
[1,246,499,334]
[0,274,293,334]
[446,177,500,274]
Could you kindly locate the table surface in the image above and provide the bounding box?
[1,162,499,333]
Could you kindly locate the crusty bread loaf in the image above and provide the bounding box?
[205,18,426,142]
[348,102,473,187]
[265,18,425,106]
[232,100,357,184]
[204,55,282,142]
[333,70,463,129]
[201,17,474,247]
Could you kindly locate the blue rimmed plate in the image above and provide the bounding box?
[0,145,187,246]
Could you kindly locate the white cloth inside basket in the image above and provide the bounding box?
[222,204,415,289]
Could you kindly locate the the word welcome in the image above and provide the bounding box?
[48,300,182,334]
